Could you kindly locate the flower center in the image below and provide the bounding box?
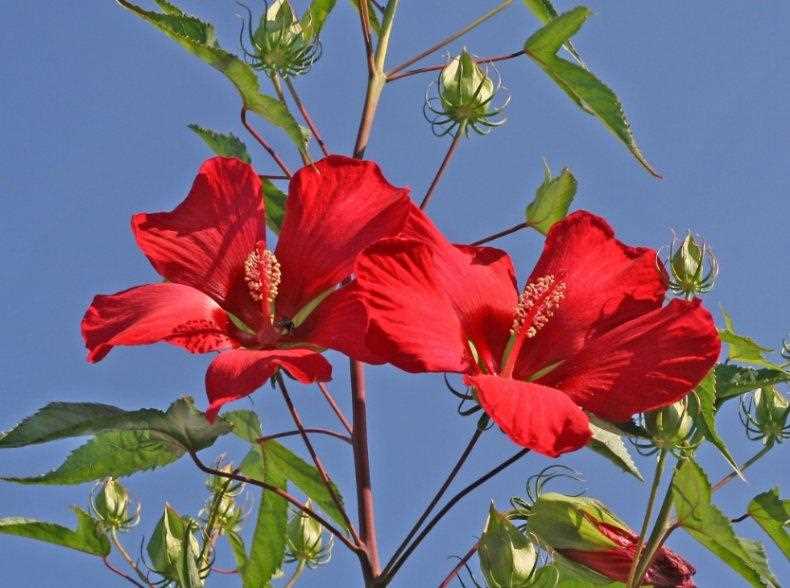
[244,242,281,324]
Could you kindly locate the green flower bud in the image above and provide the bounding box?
[743,386,790,444]
[147,504,201,584]
[286,501,332,567]
[667,232,718,297]
[478,504,538,588]
[644,397,696,449]
[92,478,140,530]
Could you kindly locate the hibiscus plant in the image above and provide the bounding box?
[1,1,787,587]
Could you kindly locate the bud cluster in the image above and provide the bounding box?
[740,386,790,445]
[91,478,141,531]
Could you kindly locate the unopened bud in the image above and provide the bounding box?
[478,504,538,588]
[286,501,332,567]
[742,386,789,444]
[644,397,696,449]
[92,478,140,530]
[667,232,718,297]
[147,505,201,583]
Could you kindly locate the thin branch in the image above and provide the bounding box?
[358,0,375,74]
[318,382,353,435]
[258,427,352,445]
[109,530,154,588]
[382,448,530,582]
[438,542,480,588]
[211,566,239,575]
[102,557,147,588]
[284,560,306,588]
[627,449,667,587]
[271,74,311,166]
[711,444,772,493]
[470,222,528,246]
[260,174,290,180]
[241,107,292,177]
[420,122,466,210]
[386,1,513,77]
[385,427,483,572]
[188,450,360,553]
[387,49,526,82]
[284,77,330,157]
[275,373,361,545]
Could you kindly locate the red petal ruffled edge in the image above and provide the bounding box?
[542,298,721,422]
[514,211,667,381]
[205,348,332,421]
[274,156,411,318]
[81,283,237,362]
[132,157,264,327]
[467,374,592,457]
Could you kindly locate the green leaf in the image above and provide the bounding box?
[301,0,338,40]
[0,508,110,556]
[188,124,251,163]
[525,161,577,234]
[693,370,740,473]
[748,488,790,558]
[262,178,287,233]
[240,448,288,588]
[524,7,659,177]
[586,414,643,481]
[715,364,790,403]
[719,311,781,369]
[3,430,182,485]
[117,0,308,150]
[348,0,382,36]
[226,530,248,571]
[521,0,585,66]
[223,410,263,443]
[672,459,780,587]
[261,440,348,529]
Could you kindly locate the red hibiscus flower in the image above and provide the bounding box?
[82,155,411,419]
[345,211,720,457]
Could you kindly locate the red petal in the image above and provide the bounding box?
[81,283,236,362]
[467,375,592,457]
[514,211,667,380]
[542,298,721,422]
[205,349,332,421]
[132,157,264,326]
[274,156,411,318]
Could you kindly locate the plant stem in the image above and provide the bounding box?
[419,122,466,210]
[387,49,526,82]
[318,382,353,435]
[275,373,361,545]
[384,426,483,573]
[284,560,307,588]
[627,449,667,587]
[471,221,528,246]
[381,448,529,583]
[438,542,479,588]
[386,1,513,77]
[102,557,147,588]
[241,107,292,177]
[258,427,352,445]
[284,77,330,157]
[272,74,311,165]
[109,530,154,587]
[711,444,772,492]
[189,450,360,554]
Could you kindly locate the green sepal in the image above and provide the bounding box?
[525,161,577,235]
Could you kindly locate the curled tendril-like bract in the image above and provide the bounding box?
[237,1,322,78]
[509,465,585,525]
[630,397,703,459]
[739,387,790,444]
[443,373,486,418]
[663,230,719,298]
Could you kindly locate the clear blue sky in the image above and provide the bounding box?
[1,1,788,586]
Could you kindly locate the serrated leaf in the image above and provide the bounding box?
[719,311,781,369]
[223,410,263,443]
[522,0,585,66]
[693,370,740,473]
[301,0,338,40]
[117,0,308,150]
[672,459,780,587]
[240,448,288,588]
[586,414,642,481]
[0,508,110,556]
[715,364,790,404]
[525,162,577,234]
[748,488,790,558]
[524,7,658,177]
[226,530,248,572]
[3,430,182,485]
[262,178,287,233]
[188,124,251,163]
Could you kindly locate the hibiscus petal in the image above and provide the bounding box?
[543,298,721,422]
[132,157,264,326]
[205,348,332,421]
[468,375,591,457]
[274,156,411,318]
[82,283,237,362]
[514,211,667,380]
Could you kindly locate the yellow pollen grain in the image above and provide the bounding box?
[510,275,566,338]
[244,247,282,323]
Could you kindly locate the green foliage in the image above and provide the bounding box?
[692,370,740,472]
[525,161,577,234]
[301,0,338,40]
[147,504,202,587]
[478,504,538,587]
[116,0,308,150]
[0,508,110,557]
[262,178,288,233]
[348,0,382,36]
[523,7,658,177]
[672,459,780,587]
[719,311,779,369]
[748,488,790,558]
[521,0,585,65]
[188,124,251,163]
[586,414,642,481]
[715,364,790,404]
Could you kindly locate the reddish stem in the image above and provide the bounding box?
[258,427,352,445]
[101,558,148,588]
[284,77,330,158]
[387,50,526,82]
[470,221,528,246]
[240,107,292,178]
[438,542,480,588]
[420,124,465,210]
[318,382,353,435]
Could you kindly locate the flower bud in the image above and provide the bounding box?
[147,505,201,583]
[478,504,538,588]
[286,501,332,566]
[743,386,789,444]
[667,232,718,297]
[527,492,696,586]
[644,397,696,449]
[92,478,140,530]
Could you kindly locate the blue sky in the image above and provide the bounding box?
[1,1,788,586]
